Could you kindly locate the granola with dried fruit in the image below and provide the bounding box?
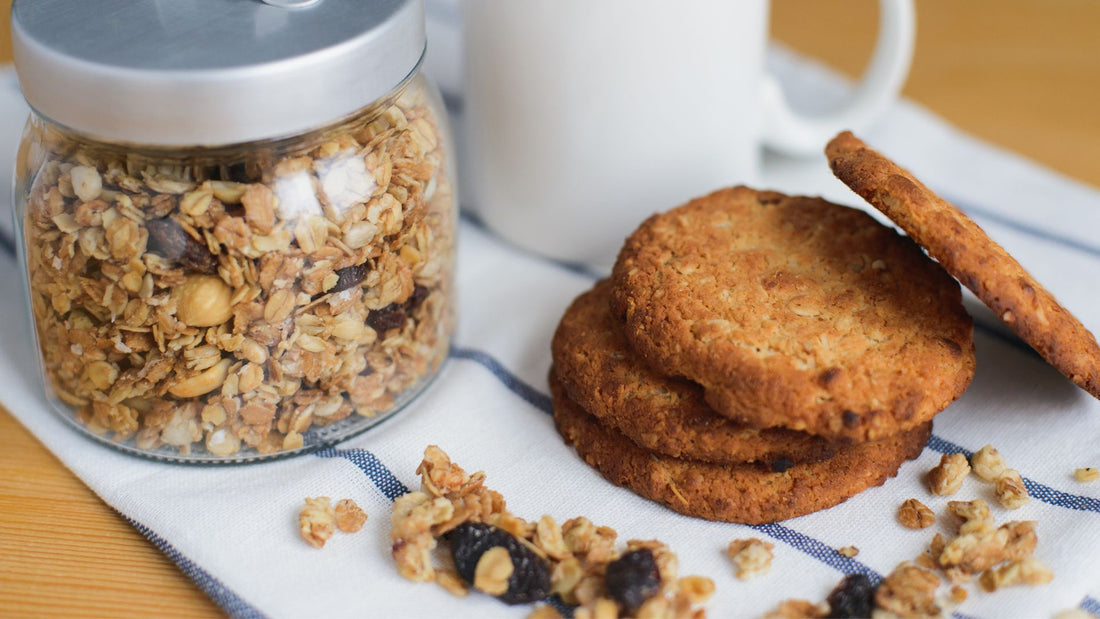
[390,446,711,617]
[19,80,455,459]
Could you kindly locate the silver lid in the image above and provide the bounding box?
[12,0,425,146]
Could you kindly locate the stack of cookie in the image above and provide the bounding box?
[551,133,1100,524]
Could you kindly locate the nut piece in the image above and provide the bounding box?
[874,563,942,618]
[173,274,234,327]
[473,546,515,596]
[970,444,1009,482]
[299,497,336,548]
[898,498,936,529]
[995,469,1030,509]
[762,599,829,619]
[70,165,103,202]
[837,546,859,558]
[168,358,231,398]
[727,538,774,580]
[335,498,368,533]
[947,499,994,535]
[1074,467,1099,482]
[928,453,971,495]
[979,557,1053,592]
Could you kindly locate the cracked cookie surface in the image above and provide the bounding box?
[610,186,974,441]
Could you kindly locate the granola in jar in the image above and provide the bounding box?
[16,74,456,461]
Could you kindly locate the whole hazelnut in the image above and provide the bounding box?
[173,274,234,327]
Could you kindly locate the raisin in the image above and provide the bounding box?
[449,522,551,605]
[330,263,369,294]
[605,548,661,614]
[367,303,407,332]
[146,217,216,272]
[770,457,794,473]
[825,573,876,618]
[405,284,430,312]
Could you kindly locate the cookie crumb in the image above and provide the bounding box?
[1074,467,1100,482]
[929,453,971,495]
[898,498,936,529]
[979,557,1053,592]
[299,497,336,548]
[949,585,968,604]
[837,545,859,558]
[335,498,368,533]
[970,444,1008,482]
[727,538,775,580]
[995,470,1029,509]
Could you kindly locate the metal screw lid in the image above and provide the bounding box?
[11,0,425,146]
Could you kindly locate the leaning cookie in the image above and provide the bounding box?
[552,383,931,524]
[610,186,974,442]
[827,131,1100,400]
[551,279,836,466]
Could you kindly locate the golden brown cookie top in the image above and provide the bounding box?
[550,279,836,466]
[610,186,974,441]
[827,131,1100,400]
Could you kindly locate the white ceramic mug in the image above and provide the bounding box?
[461,0,915,269]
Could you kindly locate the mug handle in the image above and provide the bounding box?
[762,0,915,155]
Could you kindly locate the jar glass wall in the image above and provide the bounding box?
[14,73,456,462]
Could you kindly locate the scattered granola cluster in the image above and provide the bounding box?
[765,444,1052,618]
[299,496,368,548]
[20,80,455,458]
[727,539,774,581]
[389,446,713,618]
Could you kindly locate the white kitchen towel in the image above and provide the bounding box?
[2,8,1100,619]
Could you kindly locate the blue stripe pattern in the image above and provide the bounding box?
[948,193,1100,260]
[123,515,266,619]
[1081,596,1100,616]
[451,346,553,413]
[750,522,882,584]
[927,435,1100,514]
[315,447,410,500]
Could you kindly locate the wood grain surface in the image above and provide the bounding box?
[2,1,1099,616]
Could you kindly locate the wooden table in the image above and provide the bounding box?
[2,1,1099,616]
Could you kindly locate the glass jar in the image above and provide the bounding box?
[11,0,455,462]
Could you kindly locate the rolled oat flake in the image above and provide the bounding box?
[12,0,426,145]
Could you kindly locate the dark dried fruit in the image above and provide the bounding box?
[770,457,794,473]
[405,284,430,312]
[367,303,407,333]
[449,522,551,605]
[146,217,216,272]
[330,263,369,294]
[605,548,661,614]
[826,573,876,618]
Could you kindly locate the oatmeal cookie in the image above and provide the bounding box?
[552,378,932,524]
[551,279,836,465]
[609,186,973,442]
[827,130,1100,400]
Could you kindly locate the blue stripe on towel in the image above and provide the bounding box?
[314,447,410,500]
[749,522,882,584]
[451,346,553,413]
[948,193,1100,260]
[1081,596,1100,616]
[927,435,1100,514]
[123,515,266,619]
